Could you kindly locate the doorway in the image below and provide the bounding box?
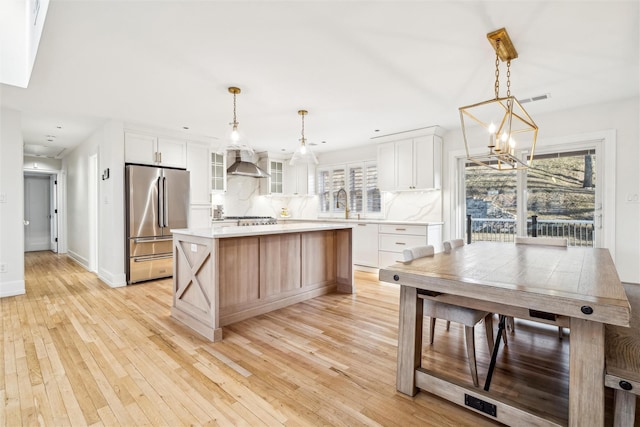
[24,173,56,252]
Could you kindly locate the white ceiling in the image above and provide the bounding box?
[2,0,639,159]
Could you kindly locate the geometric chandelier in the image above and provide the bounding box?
[459,28,538,170]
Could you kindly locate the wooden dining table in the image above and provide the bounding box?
[378,241,631,427]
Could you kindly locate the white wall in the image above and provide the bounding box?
[442,96,640,284]
[63,120,126,287]
[23,155,62,171]
[0,108,25,297]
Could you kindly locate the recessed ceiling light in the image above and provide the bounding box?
[182,126,189,130]
[374,129,380,132]
[321,141,326,144]
[56,125,62,129]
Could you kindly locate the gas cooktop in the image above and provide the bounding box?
[223,216,278,226]
[223,216,274,220]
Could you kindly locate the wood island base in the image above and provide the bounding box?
[170,224,353,341]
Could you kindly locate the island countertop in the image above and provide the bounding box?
[171,222,353,239]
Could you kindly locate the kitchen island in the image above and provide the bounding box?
[170,223,353,341]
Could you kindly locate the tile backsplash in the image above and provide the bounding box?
[216,175,441,222]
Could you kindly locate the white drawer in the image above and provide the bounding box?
[379,224,426,236]
[378,250,405,269]
[379,233,426,252]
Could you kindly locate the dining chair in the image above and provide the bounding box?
[443,238,465,253]
[441,238,466,331]
[513,236,569,338]
[443,238,508,345]
[403,245,495,387]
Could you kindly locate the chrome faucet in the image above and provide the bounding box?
[336,188,349,219]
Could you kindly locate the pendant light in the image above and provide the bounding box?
[289,109,318,165]
[459,28,538,170]
[221,86,254,155]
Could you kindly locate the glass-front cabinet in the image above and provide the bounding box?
[210,151,227,193]
[258,153,285,195]
[269,160,284,194]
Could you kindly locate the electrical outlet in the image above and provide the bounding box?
[626,193,640,203]
[0,263,7,273]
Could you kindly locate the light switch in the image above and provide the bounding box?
[190,244,197,253]
[0,193,6,203]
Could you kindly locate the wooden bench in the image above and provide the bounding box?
[605,283,640,427]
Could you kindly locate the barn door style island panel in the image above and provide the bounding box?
[170,223,353,341]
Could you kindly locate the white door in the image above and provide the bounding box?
[49,175,58,252]
[24,175,51,252]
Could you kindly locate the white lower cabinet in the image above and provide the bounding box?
[352,223,379,267]
[377,223,442,269]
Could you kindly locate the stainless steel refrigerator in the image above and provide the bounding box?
[125,164,190,284]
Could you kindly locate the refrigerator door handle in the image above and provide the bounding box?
[132,236,173,244]
[163,176,169,228]
[157,176,164,228]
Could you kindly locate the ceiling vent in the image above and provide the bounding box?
[518,93,551,105]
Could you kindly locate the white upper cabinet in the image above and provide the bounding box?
[377,142,395,191]
[186,142,211,205]
[157,137,187,168]
[376,127,442,191]
[124,131,187,168]
[284,162,316,196]
[258,154,285,195]
[258,153,315,196]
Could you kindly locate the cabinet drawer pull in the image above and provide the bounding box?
[395,228,406,231]
[396,242,406,245]
[358,223,367,226]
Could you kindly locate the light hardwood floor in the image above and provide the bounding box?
[1,251,631,426]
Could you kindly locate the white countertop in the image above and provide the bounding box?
[278,218,443,226]
[172,222,353,239]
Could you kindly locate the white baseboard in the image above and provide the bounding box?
[98,268,126,288]
[67,252,126,288]
[354,264,379,274]
[67,250,89,269]
[0,280,26,298]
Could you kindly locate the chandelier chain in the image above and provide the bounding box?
[506,60,511,99]
[232,92,238,125]
[301,112,306,144]
[494,39,500,99]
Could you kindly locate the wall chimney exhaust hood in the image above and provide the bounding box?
[226,150,270,178]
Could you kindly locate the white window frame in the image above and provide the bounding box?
[448,129,616,258]
[317,160,383,219]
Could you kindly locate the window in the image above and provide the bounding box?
[464,149,598,246]
[318,161,381,217]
